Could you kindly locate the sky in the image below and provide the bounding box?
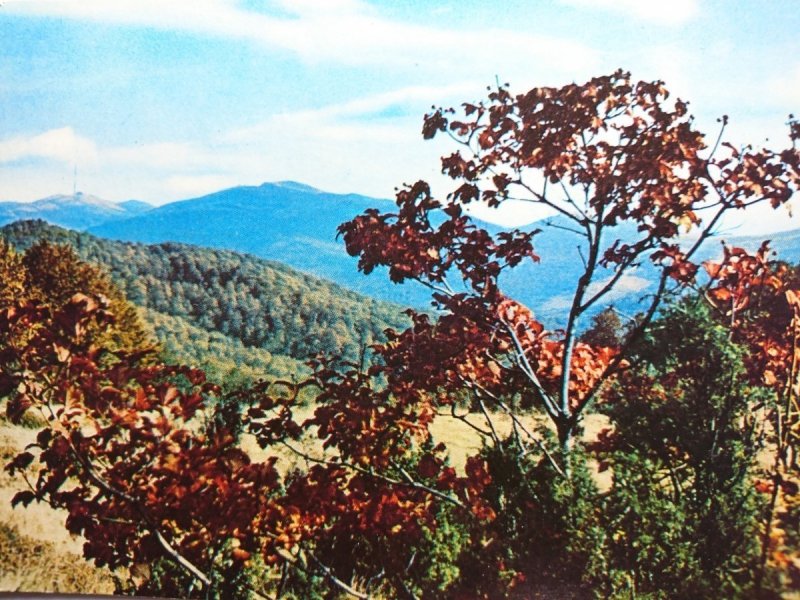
[0,0,798,233]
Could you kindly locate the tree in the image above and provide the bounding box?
[339,69,799,458]
[21,241,153,354]
[0,241,25,305]
[1,294,287,598]
[579,306,625,348]
[289,71,797,594]
[0,241,152,356]
[593,300,769,597]
[700,243,800,593]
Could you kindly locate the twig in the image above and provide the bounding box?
[499,319,561,421]
[280,441,466,509]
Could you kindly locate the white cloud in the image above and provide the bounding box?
[3,0,597,74]
[0,127,234,201]
[105,142,217,170]
[0,164,79,201]
[683,57,800,118]
[464,199,553,228]
[0,106,439,204]
[166,174,238,197]
[3,1,264,42]
[717,199,800,237]
[587,272,650,300]
[559,0,699,25]
[766,62,800,106]
[0,127,98,165]
[225,83,475,146]
[304,84,478,120]
[274,0,365,12]
[0,2,599,204]
[542,272,651,312]
[634,44,697,98]
[219,84,493,199]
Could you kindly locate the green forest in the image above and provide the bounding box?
[0,219,409,387]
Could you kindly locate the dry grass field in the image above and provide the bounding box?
[0,419,114,594]
[0,402,610,597]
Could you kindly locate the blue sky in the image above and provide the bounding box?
[0,1,798,231]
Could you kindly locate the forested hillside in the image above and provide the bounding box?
[87,180,434,306]
[0,220,410,383]
[141,308,306,387]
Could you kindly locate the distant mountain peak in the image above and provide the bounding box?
[118,199,153,212]
[36,192,120,209]
[0,192,154,231]
[268,181,322,193]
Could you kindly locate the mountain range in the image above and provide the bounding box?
[4,182,799,327]
[0,192,151,230]
[83,181,659,321]
[88,181,426,304]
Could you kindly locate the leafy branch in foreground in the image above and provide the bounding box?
[340,70,799,459]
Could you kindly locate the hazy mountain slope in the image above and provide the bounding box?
[50,180,800,326]
[86,181,647,317]
[0,193,151,230]
[88,181,433,306]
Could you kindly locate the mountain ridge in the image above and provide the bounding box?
[5,182,799,326]
[0,192,152,230]
[87,181,423,304]
[87,181,800,323]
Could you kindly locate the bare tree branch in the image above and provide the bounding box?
[498,319,561,421]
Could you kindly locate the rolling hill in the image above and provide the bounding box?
[0,220,411,385]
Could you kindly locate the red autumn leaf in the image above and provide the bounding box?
[417,454,441,479]
[6,394,33,424]
[11,490,36,508]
